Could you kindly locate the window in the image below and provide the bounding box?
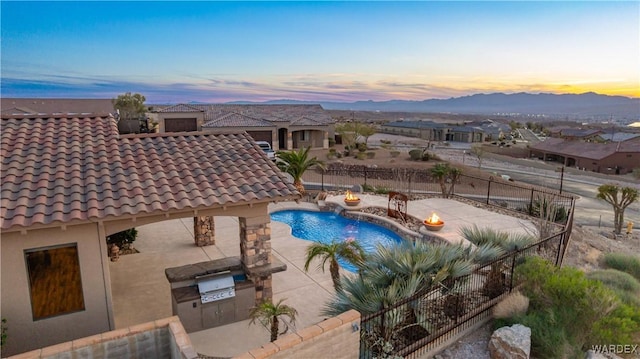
[301,130,310,141]
[25,244,85,320]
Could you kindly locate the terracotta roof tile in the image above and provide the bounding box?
[203,112,275,128]
[1,115,299,231]
[156,104,204,113]
[530,138,640,160]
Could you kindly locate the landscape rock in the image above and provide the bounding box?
[488,324,531,359]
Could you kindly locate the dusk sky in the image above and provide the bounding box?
[1,1,639,103]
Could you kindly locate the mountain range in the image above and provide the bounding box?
[227,92,640,120]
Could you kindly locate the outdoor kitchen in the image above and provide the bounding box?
[165,257,257,333]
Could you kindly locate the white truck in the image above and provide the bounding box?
[255,141,276,161]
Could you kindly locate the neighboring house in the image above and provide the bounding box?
[149,104,334,150]
[529,137,640,174]
[380,120,486,143]
[1,113,299,356]
[0,97,147,134]
[554,128,602,141]
[0,98,115,115]
[595,131,640,143]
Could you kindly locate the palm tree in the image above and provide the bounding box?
[304,238,365,291]
[459,225,536,298]
[249,298,297,342]
[276,147,325,194]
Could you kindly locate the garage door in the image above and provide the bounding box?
[165,118,197,132]
[247,131,272,143]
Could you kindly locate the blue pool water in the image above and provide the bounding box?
[270,210,403,272]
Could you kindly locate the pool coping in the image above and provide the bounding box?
[268,199,446,246]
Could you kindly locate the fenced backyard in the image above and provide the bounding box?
[303,166,574,226]
[302,165,575,358]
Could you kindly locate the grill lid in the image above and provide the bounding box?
[197,274,234,294]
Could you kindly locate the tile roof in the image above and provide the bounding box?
[1,115,299,231]
[156,104,204,113]
[203,112,274,128]
[383,121,447,129]
[290,116,325,126]
[1,98,115,115]
[529,138,640,160]
[560,128,601,137]
[155,104,333,125]
[598,132,640,142]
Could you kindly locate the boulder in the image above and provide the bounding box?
[488,324,531,359]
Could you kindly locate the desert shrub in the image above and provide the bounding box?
[493,291,529,319]
[494,310,568,359]
[328,138,336,147]
[356,152,367,160]
[358,143,368,152]
[362,184,391,194]
[408,149,422,161]
[421,152,430,161]
[107,228,138,249]
[366,152,375,159]
[587,269,640,294]
[590,303,640,346]
[632,167,640,180]
[602,253,640,281]
[390,150,400,158]
[1,318,6,349]
[527,197,568,223]
[512,257,618,356]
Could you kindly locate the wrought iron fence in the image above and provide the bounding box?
[359,215,573,359]
[300,165,576,358]
[303,167,574,225]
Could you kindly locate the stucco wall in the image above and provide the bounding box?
[7,316,198,359]
[1,223,113,356]
[152,112,205,133]
[232,310,360,359]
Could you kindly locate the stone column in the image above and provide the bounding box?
[287,131,293,150]
[323,130,329,149]
[239,216,273,303]
[193,216,215,246]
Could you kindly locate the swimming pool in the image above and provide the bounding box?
[270,210,403,272]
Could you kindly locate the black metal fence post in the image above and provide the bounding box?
[486,178,492,204]
[364,168,368,189]
[510,247,519,292]
[556,232,564,266]
[321,171,325,191]
[529,188,535,216]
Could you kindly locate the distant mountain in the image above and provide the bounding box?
[228,92,640,120]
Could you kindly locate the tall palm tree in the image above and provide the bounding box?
[276,147,325,194]
[304,238,365,291]
[248,298,297,342]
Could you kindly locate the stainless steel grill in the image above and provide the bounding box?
[197,274,235,304]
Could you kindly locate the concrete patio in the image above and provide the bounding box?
[109,197,537,358]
